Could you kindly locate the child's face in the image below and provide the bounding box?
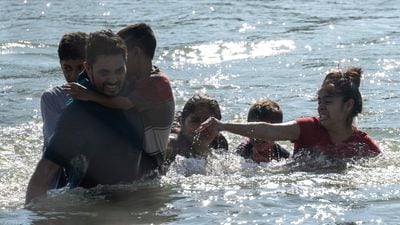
[181,107,217,143]
[61,58,85,82]
[249,118,275,163]
[251,138,275,163]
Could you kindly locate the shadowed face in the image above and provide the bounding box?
[61,58,85,82]
[86,54,126,97]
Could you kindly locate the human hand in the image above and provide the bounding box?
[192,117,223,152]
[62,82,92,101]
[196,117,222,134]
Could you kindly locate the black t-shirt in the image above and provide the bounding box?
[44,100,157,188]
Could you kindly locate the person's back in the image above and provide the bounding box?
[236,99,290,163]
[123,66,175,163]
[46,100,156,187]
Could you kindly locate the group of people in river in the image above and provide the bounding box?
[25,23,381,205]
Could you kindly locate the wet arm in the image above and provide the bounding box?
[198,117,301,141]
[64,82,134,110]
[90,94,134,110]
[25,158,61,205]
[221,121,300,141]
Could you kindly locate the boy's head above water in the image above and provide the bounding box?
[247,99,283,123]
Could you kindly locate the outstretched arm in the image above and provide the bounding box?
[63,82,134,110]
[25,158,61,205]
[196,117,301,141]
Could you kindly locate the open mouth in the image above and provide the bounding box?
[319,112,328,121]
[104,83,119,93]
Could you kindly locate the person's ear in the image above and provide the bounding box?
[344,99,355,113]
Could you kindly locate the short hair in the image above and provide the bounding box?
[85,30,127,66]
[58,32,88,61]
[320,67,363,124]
[181,94,222,121]
[117,23,156,59]
[247,99,283,123]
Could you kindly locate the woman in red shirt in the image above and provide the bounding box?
[197,67,380,159]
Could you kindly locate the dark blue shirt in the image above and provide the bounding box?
[44,100,156,188]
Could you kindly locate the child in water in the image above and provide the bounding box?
[236,99,290,163]
[166,94,228,162]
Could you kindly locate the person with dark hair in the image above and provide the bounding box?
[26,30,156,204]
[236,99,290,163]
[41,32,88,148]
[40,32,87,189]
[198,67,381,160]
[64,23,174,170]
[165,94,228,162]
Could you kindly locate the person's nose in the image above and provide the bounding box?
[107,74,118,83]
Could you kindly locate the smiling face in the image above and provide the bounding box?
[60,58,85,82]
[317,88,353,129]
[86,54,126,97]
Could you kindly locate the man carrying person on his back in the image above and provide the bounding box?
[26,30,157,205]
[64,23,175,171]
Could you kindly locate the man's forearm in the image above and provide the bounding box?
[25,159,60,205]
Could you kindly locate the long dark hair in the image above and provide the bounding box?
[320,67,363,125]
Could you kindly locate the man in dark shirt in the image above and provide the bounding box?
[25,30,156,204]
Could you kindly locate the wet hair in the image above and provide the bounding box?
[85,30,127,66]
[181,94,222,121]
[58,32,88,61]
[320,67,363,124]
[117,23,156,59]
[247,99,283,123]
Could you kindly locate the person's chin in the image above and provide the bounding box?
[103,87,121,96]
[319,119,331,127]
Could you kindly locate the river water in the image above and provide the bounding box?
[1,0,400,224]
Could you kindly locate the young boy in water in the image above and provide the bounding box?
[64,24,174,169]
[165,94,228,162]
[40,32,87,188]
[236,99,290,163]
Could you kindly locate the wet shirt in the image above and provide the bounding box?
[293,116,381,158]
[43,100,157,188]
